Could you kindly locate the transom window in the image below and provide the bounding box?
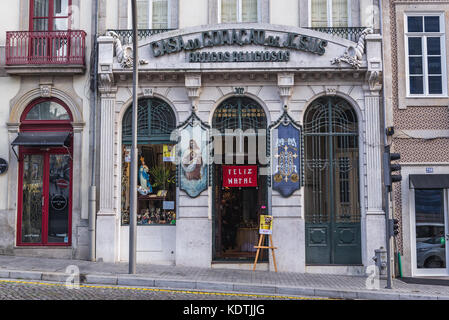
[219,0,259,23]
[405,13,447,96]
[24,101,71,121]
[122,98,176,143]
[131,0,170,29]
[310,0,350,27]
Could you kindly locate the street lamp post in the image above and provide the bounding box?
[129,0,138,274]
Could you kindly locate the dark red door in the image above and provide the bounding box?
[17,147,72,246]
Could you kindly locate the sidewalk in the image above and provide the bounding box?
[0,255,448,300]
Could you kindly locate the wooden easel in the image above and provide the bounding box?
[253,234,278,272]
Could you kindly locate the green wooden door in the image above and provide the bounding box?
[304,97,361,265]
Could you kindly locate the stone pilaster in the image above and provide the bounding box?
[96,35,118,262]
[363,70,385,268]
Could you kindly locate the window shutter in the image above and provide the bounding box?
[332,0,348,27]
[221,0,238,23]
[242,0,258,23]
[152,0,168,29]
[311,0,328,27]
[136,0,149,29]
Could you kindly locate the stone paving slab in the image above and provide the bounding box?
[1,255,449,300]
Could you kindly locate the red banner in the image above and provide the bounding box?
[222,165,258,187]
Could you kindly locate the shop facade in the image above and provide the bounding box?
[0,0,93,259]
[96,22,385,274]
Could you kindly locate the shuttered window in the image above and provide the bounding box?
[311,0,349,27]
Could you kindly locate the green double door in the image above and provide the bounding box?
[304,97,362,265]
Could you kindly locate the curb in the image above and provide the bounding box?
[0,268,447,300]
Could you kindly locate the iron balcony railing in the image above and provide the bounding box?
[108,27,377,46]
[107,29,173,45]
[5,30,87,65]
[305,27,379,43]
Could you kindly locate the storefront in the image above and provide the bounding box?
[3,78,88,259]
[96,23,385,274]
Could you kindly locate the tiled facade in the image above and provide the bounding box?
[384,0,449,276]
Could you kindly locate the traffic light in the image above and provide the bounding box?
[389,218,400,237]
[384,145,402,191]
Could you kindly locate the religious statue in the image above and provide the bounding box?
[138,156,153,195]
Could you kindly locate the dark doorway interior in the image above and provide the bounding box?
[213,166,268,261]
[212,96,268,262]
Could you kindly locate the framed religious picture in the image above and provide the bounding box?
[270,109,303,197]
[177,112,209,198]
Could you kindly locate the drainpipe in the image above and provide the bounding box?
[88,0,99,262]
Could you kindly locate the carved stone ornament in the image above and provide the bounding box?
[99,73,113,91]
[331,28,373,69]
[367,70,382,91]
[106,31,149,68]
[40,85,52,98]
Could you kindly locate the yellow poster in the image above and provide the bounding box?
[163,145,176,162]
[259,215,273,235]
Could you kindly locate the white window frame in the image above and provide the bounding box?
[307,0,352,27]
[410,187,449,277]
[404,12,447,98]
[217,0,261,23]
[127,0,172,29]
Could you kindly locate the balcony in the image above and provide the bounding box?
[5,30,87,75]
[107,29,173,45]
[306,27,379,43]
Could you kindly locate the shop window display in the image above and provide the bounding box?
[121,144,176,225]
[121,98,177,226]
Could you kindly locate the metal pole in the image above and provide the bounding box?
[379,0,393,289]
[88,0,99,262]
[129,0,138,274]
[385,183,392,289]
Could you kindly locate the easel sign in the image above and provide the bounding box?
[253,213,278,272]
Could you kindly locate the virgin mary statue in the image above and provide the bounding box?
[138,156,153,195]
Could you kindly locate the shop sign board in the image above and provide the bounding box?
[150,28,328,63]
[259,215,273,235]
[222,165,258,188]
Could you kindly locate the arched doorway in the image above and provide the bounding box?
[212,96,268,261]
[120,97,177,226]
[15,98,73,246]
[303,96,361,264]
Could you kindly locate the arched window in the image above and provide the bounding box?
[23,100,71,121]
[303,96,361,265]
[121,98,177,227]
[122,97,176,143]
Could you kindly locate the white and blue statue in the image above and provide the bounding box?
[138,156,153,195]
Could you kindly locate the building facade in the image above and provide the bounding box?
[383,0,449,277]
[95,0,385,274]
[0,0,393,277]
[0,0,94,259]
